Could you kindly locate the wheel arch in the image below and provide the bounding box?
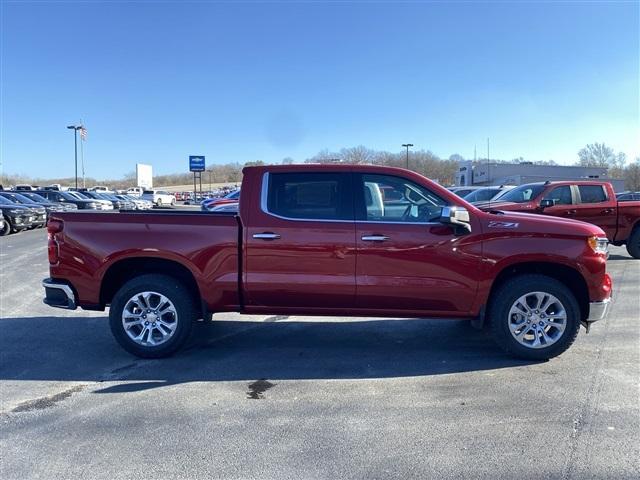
[100,257,203,316]
[488,262,589,321]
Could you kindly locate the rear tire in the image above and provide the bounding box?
[488,274,581,360]
[626,227,640,259]
[109,274,196,358]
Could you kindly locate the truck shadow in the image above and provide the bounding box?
[0,316,536,393]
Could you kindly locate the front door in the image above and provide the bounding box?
[244,171,356,309]
[354,173,480,315]
[538,185,577,218]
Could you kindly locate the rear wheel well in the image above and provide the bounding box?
[100,258,202,316]
[489,262,589,321]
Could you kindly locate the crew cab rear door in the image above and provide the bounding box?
[353,173,479,315]
[572,184,617,240]
[244,171,356,309]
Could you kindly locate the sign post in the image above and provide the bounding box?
[189,156,205,204]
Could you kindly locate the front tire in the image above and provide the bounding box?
[488,274,581,360]
[156,198,163,207]
[626,227,640,259]
[109,274,196,358]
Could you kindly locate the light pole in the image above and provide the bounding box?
[402,143,414,169]
[67,125,82,188]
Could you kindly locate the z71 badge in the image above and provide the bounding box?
[488,221,519,229]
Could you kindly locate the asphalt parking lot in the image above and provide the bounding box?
[0,228,638,479]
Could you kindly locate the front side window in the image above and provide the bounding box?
[266,172,353,220]
[358,174,447,223]
[578,185,607,204]
[542,186,572,205]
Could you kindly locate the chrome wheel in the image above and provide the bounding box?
[508,291,567,349]
[122,291,178,346]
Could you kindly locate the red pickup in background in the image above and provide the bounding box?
[475,180,640,258]
[42,165,613,360]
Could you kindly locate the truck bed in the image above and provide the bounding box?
[49,211,242,311]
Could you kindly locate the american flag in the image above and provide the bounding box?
[80,125,87,141]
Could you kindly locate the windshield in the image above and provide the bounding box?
[0,192,36,204]
[495,184,546,203]
[464,188,501,203]
[59,191,85,201]
[22,193,49,203]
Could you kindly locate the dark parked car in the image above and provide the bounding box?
[34,190,103,210]
[0,197,37,235]
[18,192,78,212]
[616,192,640,202]
[0,193,47,228]
[0,191,63,223]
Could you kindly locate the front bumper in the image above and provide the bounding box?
[42,278,77,310]
[586,298,611,322]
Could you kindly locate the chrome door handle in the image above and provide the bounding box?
[252,232,281,240]
[361,235,390,242]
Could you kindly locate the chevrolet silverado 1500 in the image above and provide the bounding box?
[42,165,612,360]
[477,181,640,258]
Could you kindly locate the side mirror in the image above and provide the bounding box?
[540,199,556,209]
[439,206,472,234]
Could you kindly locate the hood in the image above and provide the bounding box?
[482,210,605,237]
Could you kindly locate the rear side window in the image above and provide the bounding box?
[542,186,572,205]
[578,185,607,204]
[143,190,154,195]
[266,172,353,220]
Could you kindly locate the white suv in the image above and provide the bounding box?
[141,190,175,207]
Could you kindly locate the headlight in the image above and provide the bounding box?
[587,236,608,255]
[87,202,98,208]
[9,209,23,215]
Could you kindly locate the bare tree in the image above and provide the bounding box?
[577,143,616,167]
[624,158,640,191]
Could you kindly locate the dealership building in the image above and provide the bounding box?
[455,161,625,191]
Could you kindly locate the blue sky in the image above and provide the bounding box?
[1,1,638,179]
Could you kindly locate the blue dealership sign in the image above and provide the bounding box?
[189,155,205,172]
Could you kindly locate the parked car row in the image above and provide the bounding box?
[0,186,154,236]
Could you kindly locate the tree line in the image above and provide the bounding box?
[2,143,639,191]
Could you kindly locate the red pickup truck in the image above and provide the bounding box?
[42,165,612,360]
[476,181,640,258]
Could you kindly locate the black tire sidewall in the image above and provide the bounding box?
[626,228,640,259]
[109,274,195,358]
[0,219,10,236]
[489,275,581,360]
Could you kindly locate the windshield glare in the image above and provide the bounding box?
[495,184,546,203]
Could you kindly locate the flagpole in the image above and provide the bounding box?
[80,120,85,188]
